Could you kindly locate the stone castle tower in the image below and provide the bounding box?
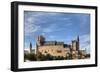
[71,36,80,51]
[71,36,80,59]
[36,35,45,55]
[37,35,45,46]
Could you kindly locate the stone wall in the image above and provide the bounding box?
[38,45,70,57]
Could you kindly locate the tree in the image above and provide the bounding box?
[24,53,36,61]
[30,42,32,53]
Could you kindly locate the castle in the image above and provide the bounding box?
[35,35,86,59]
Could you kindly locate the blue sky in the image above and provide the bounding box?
[24,11,90,53]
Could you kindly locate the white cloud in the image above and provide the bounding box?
[29,12,59,19]
[80,34,90,53]
[62,17,71,20]
[25,23,40,36]
[43,28,53,32]
[27,17,33,22]
[49,35,55,40]
[25,11,73,34]
[41,33,45,36]
[24,16,40,35]
[80,34,90,43]
[42,24,56,32]
[42,23,63,33]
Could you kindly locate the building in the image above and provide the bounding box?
[35,35,86,59]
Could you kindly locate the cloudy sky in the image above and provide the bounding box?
[24,11,90,53]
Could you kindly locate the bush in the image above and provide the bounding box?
[24,53,36,61]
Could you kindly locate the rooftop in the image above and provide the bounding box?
[44,41,64,45]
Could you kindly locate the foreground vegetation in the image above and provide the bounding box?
[24,52,90,62]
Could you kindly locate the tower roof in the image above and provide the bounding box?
[77,35,79,41]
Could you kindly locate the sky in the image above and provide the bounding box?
[24,11,90,53]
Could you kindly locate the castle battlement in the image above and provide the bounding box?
[43,41,64,46]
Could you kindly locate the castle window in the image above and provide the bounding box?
[57,50,62,53]
[45,51,47,53]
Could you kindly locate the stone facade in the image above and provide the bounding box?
[36,35,83,59]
